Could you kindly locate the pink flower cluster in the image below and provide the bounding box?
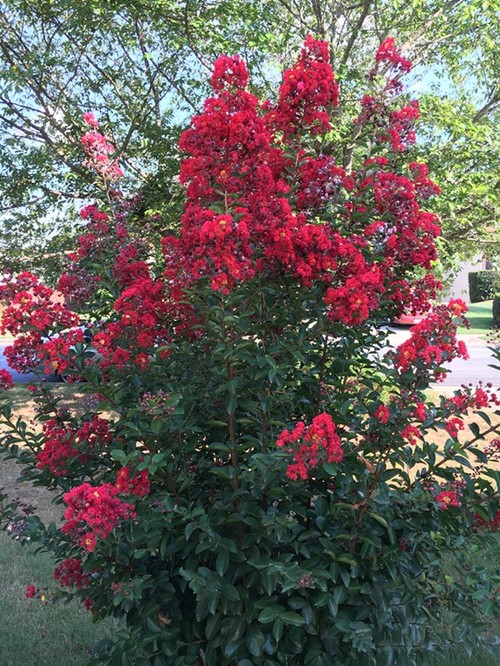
[81,114,123,181]
[276,413,343,481]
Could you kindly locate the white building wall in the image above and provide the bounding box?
[443,257,485,303]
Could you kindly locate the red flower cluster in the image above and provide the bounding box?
[62,482,136,552]
[265,34,339,136]
[445,387,493,415]
[0,272,79,337]
[49,35,439,372]
[0,368,13,391]
[115,466,150,497]
[53,557,91,589]
[394,301,469,379]
[374,405,391,424]
[25,584,37,598]
[210,54,249,91]
[435,490,461,510]
[324,264,384,326]
[401,425,421,446]
[36,415,112,476]
[445,417,465,439]
[38,327,87,376]
[375,37,412,73]
[276,413,343,481]
[0,272,81,374]
[411,402,427,421]
[93,276,170,368]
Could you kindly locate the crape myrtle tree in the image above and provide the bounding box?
[1,37,499,666]
[0,0,498,279]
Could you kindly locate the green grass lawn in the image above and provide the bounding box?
[458,300,494,335]
[0,454,116,666]
[0,532,117,666]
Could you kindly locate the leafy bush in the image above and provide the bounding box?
[493,294,500,327]
[1,38,499,666]
[468,271,500,303]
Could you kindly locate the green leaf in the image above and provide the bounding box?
[110,449,127,461]
[258,607,278,624]
[272,618,284,642]
[216,551,229,577]
[246,627,265,657]
[205,613,221,640]
[279,611,305,626]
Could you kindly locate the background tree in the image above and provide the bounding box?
[0,0,498,279]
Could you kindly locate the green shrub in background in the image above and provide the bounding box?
[493,294,500,327]
[468,271,500,303]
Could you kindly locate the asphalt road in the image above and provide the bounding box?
[385,329,499,389]
[1,336,499,387]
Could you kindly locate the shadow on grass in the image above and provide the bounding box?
[5,384,87,413]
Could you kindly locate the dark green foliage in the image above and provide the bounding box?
[492,294,500,326]
[468,271,500,303]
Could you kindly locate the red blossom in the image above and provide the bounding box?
[36,415,111,477]
[210,54,249,91]
[63,482,136,549]
[0,368,13,391]
[115,466,150,497]
[411,402,427,421]
[375,37,412,73]
[445,417,465,439]
[265,35,339,137]
[374,405,391,424]
[401,425,421,446]
[435,490,460,510]
[54,558,91,589]
[276,413,343,481]
[25,584,37,598]
[394,302,469,379]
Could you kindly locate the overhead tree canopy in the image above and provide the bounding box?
[0,0,498,279]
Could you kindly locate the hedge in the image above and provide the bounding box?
[468,270,500,303]
[493,293,500,327]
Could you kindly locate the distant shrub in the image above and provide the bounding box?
[493,294,500,326]
[468,271,500,303]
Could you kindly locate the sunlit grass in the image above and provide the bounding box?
[458,300,494,335]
